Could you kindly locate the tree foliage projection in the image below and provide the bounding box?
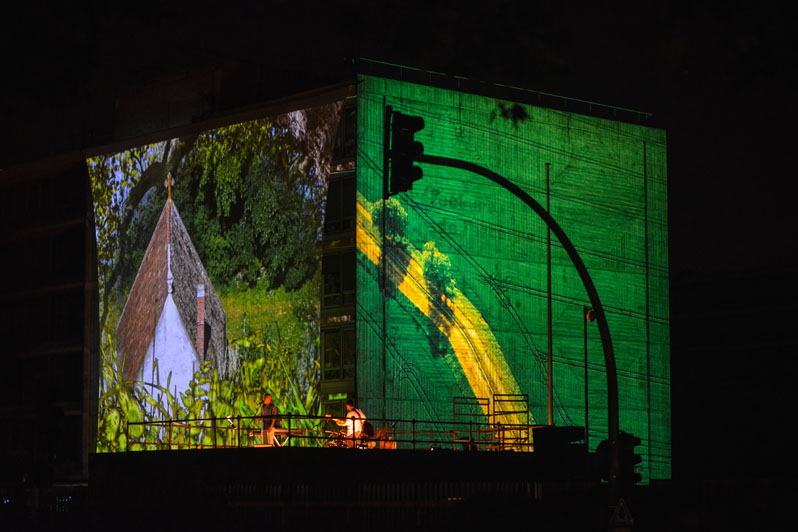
[89,101,342,451]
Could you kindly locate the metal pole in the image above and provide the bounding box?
[498,421,503,451]
[584,306,590,450]
[469,420,473,451]
[546,162,553,426]
[382,104,391,421]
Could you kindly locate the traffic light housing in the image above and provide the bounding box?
[594,432,642,486]
[388,110,425,195]
[595,438,611,481]
[619,431,643,486]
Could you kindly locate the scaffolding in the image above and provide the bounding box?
[452,395,533,451]
[492,393,530,451]
[452,397,492,451]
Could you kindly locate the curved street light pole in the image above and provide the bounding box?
[415,153,621,504]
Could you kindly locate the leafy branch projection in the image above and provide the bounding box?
[90,137,197,335]
[372,199,468,398]
[91,102,342,450]
[360,195,532,433]
[89,102,342,337]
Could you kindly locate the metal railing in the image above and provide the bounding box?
[124,413,558,452]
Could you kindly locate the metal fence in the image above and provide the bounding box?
[124,413,555,452]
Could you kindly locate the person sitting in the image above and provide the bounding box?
[328,399,366,448]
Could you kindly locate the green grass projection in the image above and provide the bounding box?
[356,76,670,481]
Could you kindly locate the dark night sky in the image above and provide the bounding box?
[3,1,795,480]
[4,2,795,275]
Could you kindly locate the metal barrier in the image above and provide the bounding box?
[125,414,558,452]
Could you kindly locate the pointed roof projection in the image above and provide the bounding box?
[116,199,227,381]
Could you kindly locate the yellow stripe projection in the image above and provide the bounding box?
[357,198,534,434]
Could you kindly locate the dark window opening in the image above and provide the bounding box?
[321,399,346,418]
[332,104,357,163]
[322,251,355,308]
[321,326,355,381]
[324,173,356,238]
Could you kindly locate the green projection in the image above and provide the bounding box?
[356,76,670,480]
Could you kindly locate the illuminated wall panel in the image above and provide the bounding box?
[356,76,670,480]
[89,102,342,452]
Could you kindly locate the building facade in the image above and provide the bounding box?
[319,73,670,481]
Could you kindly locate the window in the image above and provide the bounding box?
[321,398,347,418]
[331,104,356,163]
[322,251,355,308]
[323,173,356,238]
[322,326,355,381]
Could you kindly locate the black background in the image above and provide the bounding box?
[2,0,796,504]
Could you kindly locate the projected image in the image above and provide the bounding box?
[358,195,526,425]
[356,76,670,479]
[89,102,342,451]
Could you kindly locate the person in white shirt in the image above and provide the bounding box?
[329,399,366,447]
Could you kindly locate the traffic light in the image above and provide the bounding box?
[388,110,425,195]
[619,431,643,486]
[594,432,642,486]
[595,438,611,481]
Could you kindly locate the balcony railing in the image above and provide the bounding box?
[123,413,560,452]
